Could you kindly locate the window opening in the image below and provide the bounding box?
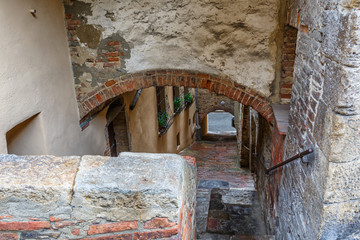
[6,113,46,155]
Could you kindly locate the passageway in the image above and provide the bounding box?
[181,140,273,240]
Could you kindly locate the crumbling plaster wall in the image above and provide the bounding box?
[275,0,360,239]
[64,0,281,103]
[0,0,107,155]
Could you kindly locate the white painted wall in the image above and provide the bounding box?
[0,0,106,155]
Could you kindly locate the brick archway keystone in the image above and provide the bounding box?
[79,69,274,126]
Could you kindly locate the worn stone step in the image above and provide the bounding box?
[230,235,275,240]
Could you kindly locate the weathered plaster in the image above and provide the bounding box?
[64,0,280,98]
[0,0,107,155]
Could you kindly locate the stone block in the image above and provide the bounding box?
[315,108,360,163]
[0,154,80,218]
[323,157,360,203]
[320,200,360,239]
[221,188,256,205]
[71,153,185,221]
[198,180,229,190]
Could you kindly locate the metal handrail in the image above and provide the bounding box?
[265,148,313,174]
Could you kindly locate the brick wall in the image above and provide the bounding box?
[197,88,234,124]
[273,1,360,239]
[78,69,275,131]
[280,26,298,104]
[0,153,197,240]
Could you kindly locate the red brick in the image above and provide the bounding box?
[241,94,250,105]
[0,233,17,240]
[0,221,51,231]
[108,57,120,62]
[108,41,120,46]
[105,80,116,87]
[206,80,213,91]
[72,228,80,236]
[281,83,293,88]
[54,221,73,228]
[144,218,177,229]
[103,63,115,68]
[125,81,135,91]
[301,25,309,34]
[196,73,210,79]
[49,216,62,222]
[88,221,138,235]
[82,233,133,240]
[108,52,118,57]
[201,79,207,89]
[207,218,218,230]
[95,94,103,103]
[134,227,178,240]
[280,94,292,99]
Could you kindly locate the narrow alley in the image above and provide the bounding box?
[181,140,273,240]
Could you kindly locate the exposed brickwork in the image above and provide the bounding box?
[64,9,130,102]
[0,233,17,240]
[0,153,197,240]
[134,227,178,239]
[79,69,274,128]
[280,25,298,104]
[88,221,138,235]
[197,88,235,124]
[144,218,176,229]
[0,221,51,231]
[0,216,187,239]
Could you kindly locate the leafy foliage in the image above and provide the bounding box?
[174,96,184,112]
[158,112,168,128]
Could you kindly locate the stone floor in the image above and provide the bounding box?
[180,140,273,240]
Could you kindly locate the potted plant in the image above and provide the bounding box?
[173,96,183,114]
[184,92,193,108]
[158,112,168,129]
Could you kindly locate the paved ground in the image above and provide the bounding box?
[181,141,253,189]
[180,140,270,240]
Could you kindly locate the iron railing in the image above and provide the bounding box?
[264,148,313,174]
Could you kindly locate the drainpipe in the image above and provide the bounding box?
[129,89,142,110]
[195,88,201,140]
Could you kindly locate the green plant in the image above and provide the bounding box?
[158,112,168,128]
[173,96,183,112]
[184,92,193,104]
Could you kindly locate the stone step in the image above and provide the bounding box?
[197,233,275,240]
[230,235,275,240]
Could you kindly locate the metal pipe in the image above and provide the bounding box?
[129,89,142,110]
[266,148,313,174]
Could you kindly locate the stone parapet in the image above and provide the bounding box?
[0,153,196,240]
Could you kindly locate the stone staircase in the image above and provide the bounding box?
[180,141,274,240]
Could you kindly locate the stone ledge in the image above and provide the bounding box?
[0,154,80,218]
[0,153,196,239]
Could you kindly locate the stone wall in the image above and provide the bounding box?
[0,153,196,240]
[280,25,297,104]
[63,0,281,110]
[197,89,235,124]
[274,0,360,239]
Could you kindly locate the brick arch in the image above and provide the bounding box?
[79,69,274,126]
[199,107,235,125]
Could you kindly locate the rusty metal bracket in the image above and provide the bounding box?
[265,148,314,174]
